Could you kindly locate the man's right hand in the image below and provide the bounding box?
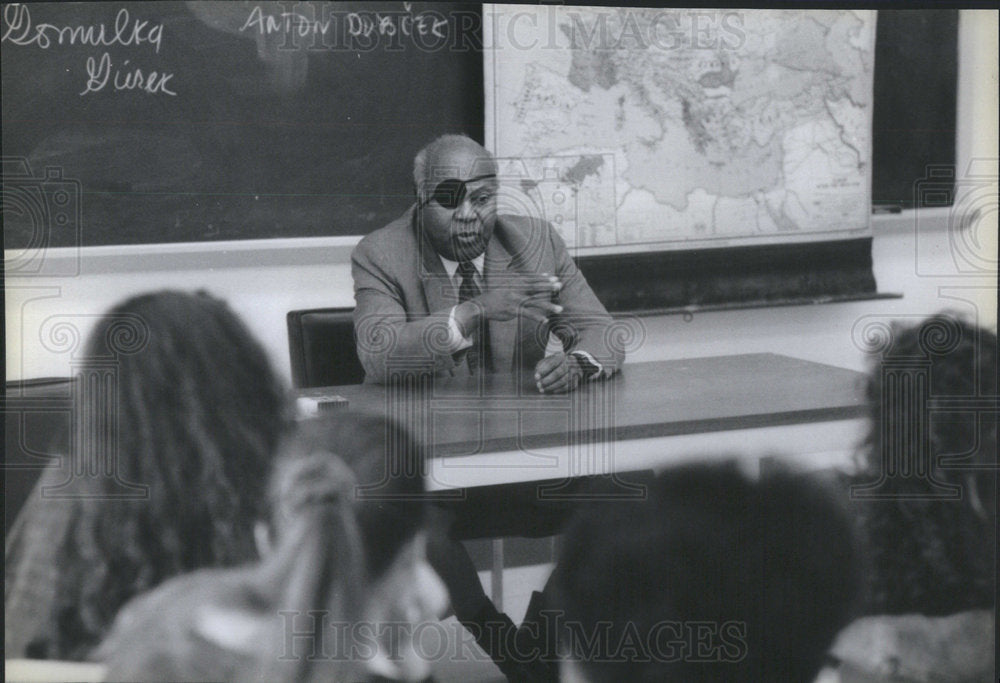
[454,274,563,335]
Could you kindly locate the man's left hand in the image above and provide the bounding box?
[534,353,584,394]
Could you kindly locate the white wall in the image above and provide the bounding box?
[5,11,997,383]
[6,240,359,381]
[7,209,995,383]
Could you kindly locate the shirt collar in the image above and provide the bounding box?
[438,253,485,280]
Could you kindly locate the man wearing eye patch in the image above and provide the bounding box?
[352,135,627,680]
[352,134,623,392]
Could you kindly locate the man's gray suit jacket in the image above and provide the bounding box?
[351,206,624,383]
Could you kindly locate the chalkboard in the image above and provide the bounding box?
[872,10,958,209]
[2,1,484,248]
[2,5,957,248]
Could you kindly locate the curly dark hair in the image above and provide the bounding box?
[851,313,997,615]
[50,290,290,659]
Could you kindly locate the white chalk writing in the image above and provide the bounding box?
[2,4,163,52]
[81,52,176,96]
[238,4,447,41]
[345,12,447,39]
[2,4,178,96]
[240,6,333,38]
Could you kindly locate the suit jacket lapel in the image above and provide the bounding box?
[414,209,458,315]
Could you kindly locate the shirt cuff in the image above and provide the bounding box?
[570,350,604,380]
[447,306,474,353]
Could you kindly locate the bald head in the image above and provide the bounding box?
[413,135,498,199]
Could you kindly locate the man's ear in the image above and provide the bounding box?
[253,521,272,558]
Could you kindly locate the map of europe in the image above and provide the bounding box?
[485,7,876,253]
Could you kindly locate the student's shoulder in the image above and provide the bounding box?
[107,569,237,633]
[829,610,996,682]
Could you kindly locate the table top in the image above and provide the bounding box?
[298,353,869,458]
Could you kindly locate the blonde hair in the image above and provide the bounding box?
[247,451,366,682]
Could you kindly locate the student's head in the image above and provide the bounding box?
[854,313,997,615]
[252,413,447,682]
[54,289,289,658]
[414,133,499,262]
[553,461,861,683]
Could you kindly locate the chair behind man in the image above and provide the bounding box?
[286,308,366,388]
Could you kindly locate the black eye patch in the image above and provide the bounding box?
[427,174,496,210]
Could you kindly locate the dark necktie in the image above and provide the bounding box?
[457,261,490,374]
